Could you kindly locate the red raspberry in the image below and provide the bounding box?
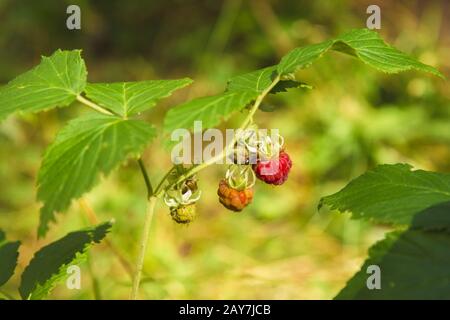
[217,180,254,212]
[253,150,292,185]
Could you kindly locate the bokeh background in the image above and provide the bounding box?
[0,0,449,299]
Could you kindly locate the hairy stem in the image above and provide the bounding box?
[138,158,153,198]
[130,196,157,300]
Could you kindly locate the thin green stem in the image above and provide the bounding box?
[76,95,119,117]
[130,196,157,300]
[153,166,176,195]
[138,158,153,198]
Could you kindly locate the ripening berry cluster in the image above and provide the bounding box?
[218,150,292,212]
[165,148,292,224]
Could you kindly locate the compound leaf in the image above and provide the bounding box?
[278,29,443,78]
[0,230,20,287]
[37,114,156,237]
[85,78,192,117]
[320,164,450,227]
[336,229,450,299]
[19,222,111,300]
[0,50,87,121]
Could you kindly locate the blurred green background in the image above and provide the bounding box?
[0,0,449,299]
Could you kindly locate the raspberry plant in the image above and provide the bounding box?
[0,29,445,300]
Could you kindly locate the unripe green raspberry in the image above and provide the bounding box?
[170,203,196,224]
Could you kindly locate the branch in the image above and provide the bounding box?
[138,158,154,198]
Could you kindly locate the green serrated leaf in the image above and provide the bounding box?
[85,78,192,117]
[278,29,444,78]
[163,90,258,133]
[37,114,156,237]
[20,222,111,300]
[0,50,87,121]
[0,230,20,287]
[227,65,309,94]
[320,164,450,227]
[336,229,450,299]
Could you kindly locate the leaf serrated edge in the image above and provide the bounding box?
[279,29,445,79]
